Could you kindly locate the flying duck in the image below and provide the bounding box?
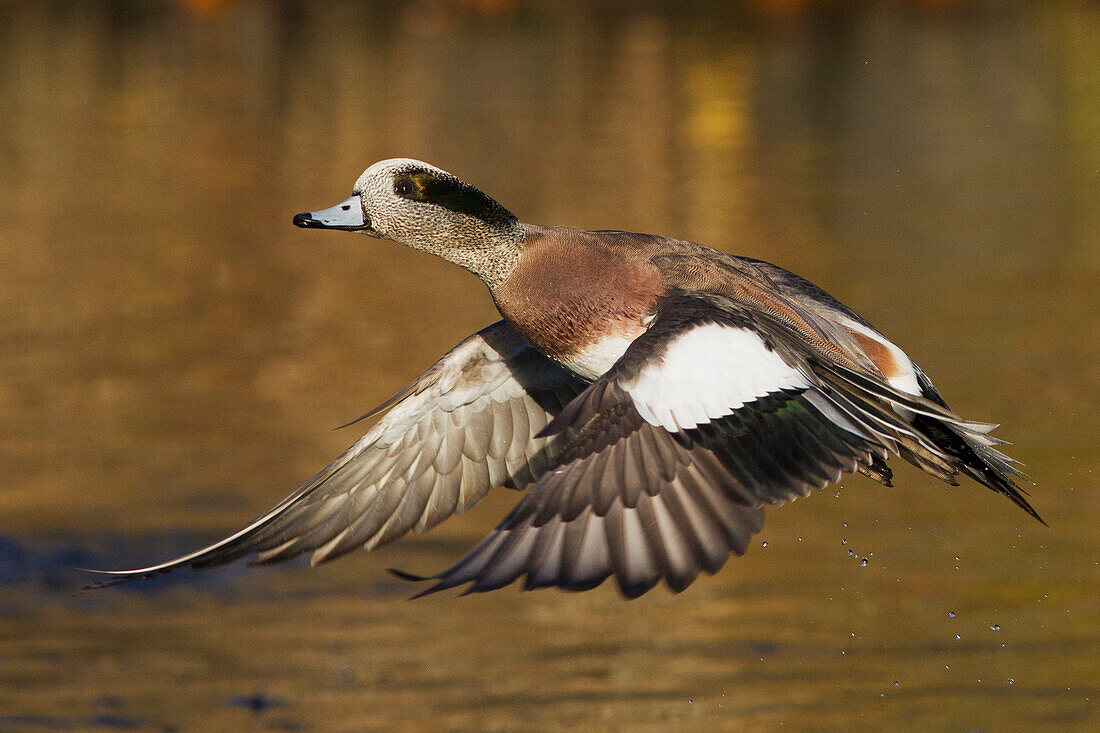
[93,158,1040,598]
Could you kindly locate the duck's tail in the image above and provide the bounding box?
[909,413,1043,524]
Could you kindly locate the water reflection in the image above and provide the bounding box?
[0,1,1096,730]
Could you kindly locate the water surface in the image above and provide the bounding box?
[0,1,1096,730]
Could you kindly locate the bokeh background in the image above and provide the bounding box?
[1,0,1097,730]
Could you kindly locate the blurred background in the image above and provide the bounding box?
[0,0,1097,730]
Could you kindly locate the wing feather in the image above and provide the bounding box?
[86,322,586,586]
[416,290,1031,597]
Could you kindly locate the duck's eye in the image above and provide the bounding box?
[394,180,413,196]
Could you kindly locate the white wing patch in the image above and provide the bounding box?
[621,323,810,432]
[840,318,921,395]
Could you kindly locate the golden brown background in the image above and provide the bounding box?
[0,1,1097,730]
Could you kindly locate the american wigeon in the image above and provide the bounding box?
[94,159,1040,598]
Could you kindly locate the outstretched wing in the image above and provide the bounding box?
[417,291,1008,598]
[89,321,586,585]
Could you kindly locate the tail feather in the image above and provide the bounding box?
[910,414,1043,525]
[857,456,894,486]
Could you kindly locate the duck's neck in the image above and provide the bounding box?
[421,222,525,292]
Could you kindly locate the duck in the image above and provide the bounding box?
[92,158,1041,598]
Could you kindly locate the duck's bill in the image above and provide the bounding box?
[292,195,373,231]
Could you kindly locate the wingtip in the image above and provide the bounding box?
[389,567,457,599]
[410,582,453,600]
[75,567,147,592]
[387,567,431,582]
[390,568,486,599]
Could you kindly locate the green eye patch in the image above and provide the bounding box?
[394,170,517,229]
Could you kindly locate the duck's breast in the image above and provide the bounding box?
[493,229,666,380]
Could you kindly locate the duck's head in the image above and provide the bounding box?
[293,158,523,288]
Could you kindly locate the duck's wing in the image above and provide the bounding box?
[86,321,586,586]
[415,291,1031,598]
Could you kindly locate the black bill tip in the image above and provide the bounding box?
[292,195,369,231]
[293,212,319,228]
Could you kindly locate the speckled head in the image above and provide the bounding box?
[294,158,524,289]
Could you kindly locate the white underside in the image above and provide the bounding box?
[563,333,638,381]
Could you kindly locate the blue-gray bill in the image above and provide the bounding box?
[292,195,371,231]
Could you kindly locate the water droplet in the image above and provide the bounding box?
[893,681,899,687]
[955,634,961,640]
[841,539,847,546]
[991,624,1000,632]
[948,611,956,618]
[860,558,868,567]
[1008,678,1014,685]
[847,549,854,557]
[761,541,768,548]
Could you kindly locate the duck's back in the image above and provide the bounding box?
[502,226,921,394]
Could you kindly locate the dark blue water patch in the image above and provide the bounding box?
[0,532,306,604]
[0,529,454,608]
[226,691,286,713]
[0,534,105,592]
